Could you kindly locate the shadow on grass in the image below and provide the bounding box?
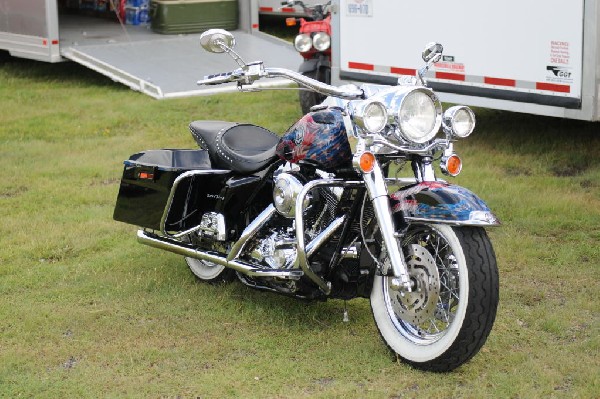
[211,279,355,331]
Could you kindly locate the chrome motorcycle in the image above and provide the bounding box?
[113,29,500,372]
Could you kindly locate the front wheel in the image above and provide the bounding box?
[370,224,499,372]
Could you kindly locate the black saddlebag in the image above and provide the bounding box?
[113,149,230,231]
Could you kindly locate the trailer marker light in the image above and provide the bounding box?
[286,18,297,26]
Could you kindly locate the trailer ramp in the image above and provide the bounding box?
[59,17,300,99]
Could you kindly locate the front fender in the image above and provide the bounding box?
[390,182,500,226]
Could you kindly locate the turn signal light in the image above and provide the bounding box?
[358,151,376,173]
[286,18,297,26]
[441,154,462,176]
[138,172,154,180]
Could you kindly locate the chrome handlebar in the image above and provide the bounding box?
[197,62,364,100]
[265,68,364,100]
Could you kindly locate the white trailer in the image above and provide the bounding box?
[0,1,62,62]
[0,0,300,98]
[331,0,600,121]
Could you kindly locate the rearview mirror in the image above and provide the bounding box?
[200,29,236,54]
[422,42,443,64]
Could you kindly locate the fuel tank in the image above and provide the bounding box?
[275,109,352,171]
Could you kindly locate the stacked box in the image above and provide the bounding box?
[80,0,96,10]
[95,0,109,11]
[150,0,238,34]
[125,0,151,25]
[63,0,125,19]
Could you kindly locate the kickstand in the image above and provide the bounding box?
[343,301,349,323]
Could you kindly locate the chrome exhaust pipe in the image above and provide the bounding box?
[137,230,302,280]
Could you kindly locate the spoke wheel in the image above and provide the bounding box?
[371,224,498,371]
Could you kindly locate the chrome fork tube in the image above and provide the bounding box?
[412,157,436,182]
[362,161,413,292]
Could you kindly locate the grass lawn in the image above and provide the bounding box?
[0,54,599,398]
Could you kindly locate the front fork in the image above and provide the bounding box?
[360,158,413,292]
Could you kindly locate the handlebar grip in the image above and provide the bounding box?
[206,72,232,80]
[197,71,234,86]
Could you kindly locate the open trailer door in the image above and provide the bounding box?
[59,15,300,99]
[0,0,300,99]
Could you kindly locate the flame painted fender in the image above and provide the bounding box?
[390,182,500,226]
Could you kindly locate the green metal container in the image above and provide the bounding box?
[150,0,238,35]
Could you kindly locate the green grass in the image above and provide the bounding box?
[1,54,599,398]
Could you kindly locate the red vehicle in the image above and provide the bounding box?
[283,1,332,114]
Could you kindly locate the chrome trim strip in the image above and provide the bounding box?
[371,136,450,155]
[404,216,501,227]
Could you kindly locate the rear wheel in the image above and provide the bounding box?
[370,224,498,372]
[185,257,234,284]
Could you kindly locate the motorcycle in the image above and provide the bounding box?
[113,29,500,372]
[282,0,332,114]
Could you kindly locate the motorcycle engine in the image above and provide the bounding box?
[249,227,297,269]
[248,165,340,271]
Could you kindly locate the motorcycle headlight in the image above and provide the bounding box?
[312,32,330,51]
[443,105,476,138]
[395,88,442,144]
[294,34,312,53]
[355,101,388,133]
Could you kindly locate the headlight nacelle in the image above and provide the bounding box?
[394,88,442,144]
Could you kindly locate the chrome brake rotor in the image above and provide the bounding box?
[388,244,441,325]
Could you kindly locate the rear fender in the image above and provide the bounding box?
[390,182,500,226]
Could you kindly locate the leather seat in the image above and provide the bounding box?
[189,120,280,174]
